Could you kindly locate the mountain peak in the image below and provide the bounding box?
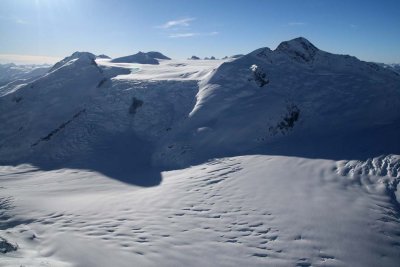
[49,52,96,72]
[111,51,170,65]
[277,37,318,51]
[96,54,111,59]
[276,37,319,62]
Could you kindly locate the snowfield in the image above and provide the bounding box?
[1,38,400,266]
[1,155,399,267]
[97,58,226,81]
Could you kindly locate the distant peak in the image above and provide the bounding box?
[276,37,319,62]
[111,51,170,64]
[69,51,96,60]
[96,54,111,59]
[56,52,96,65]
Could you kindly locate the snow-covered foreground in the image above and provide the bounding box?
[1,155,400,267]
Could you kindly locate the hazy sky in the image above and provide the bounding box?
[1,0,399,64]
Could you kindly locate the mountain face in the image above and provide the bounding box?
[48,51,98,72]
[111,51,170,64]
[0,37,399,169]
[154,37,400,167]
[275,37,319,63]
[0,51,105,165]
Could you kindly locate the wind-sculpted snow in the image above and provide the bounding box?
[336,155,400,208]
[336,155,400,178]
[1,156,400,266]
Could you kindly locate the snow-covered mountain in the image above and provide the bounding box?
[392,63,400,73]
[2,37,398,168]
[0,63,50,87]
[1,37,400,267]
[160,37,400,166]
[96,54,111,59]
[111,51,171,64]
[379,63,400,74]
[188,55,200,60]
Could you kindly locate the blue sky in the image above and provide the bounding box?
[0,0,399,64]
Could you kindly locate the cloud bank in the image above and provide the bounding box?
[169,31,218,38]
[0,54,61,64]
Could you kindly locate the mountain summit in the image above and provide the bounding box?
[49,51,97,73]
[111,51,170,65]
[276,37,319,62]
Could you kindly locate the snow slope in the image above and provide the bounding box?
[0,37,400,266]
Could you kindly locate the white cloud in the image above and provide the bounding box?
[0,15,29,25]
[157,18,195,29]
[168,31,219,38]
[157,17,219,38]
[0,54,61,64]
[169,33,198,38]
[16,19,29,24]
[207,31,219,36]
[288,22,306,26]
